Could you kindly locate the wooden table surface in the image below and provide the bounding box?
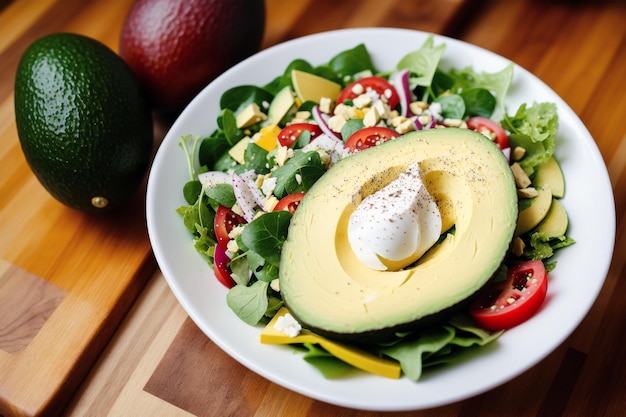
[1,0,624,416]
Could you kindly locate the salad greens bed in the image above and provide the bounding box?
[176,36,575,380]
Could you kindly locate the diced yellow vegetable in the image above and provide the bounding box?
[260,307,402,379]
[252,124,280,152]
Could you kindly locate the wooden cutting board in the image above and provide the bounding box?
[0,0,475,416]
[0,1,156,416]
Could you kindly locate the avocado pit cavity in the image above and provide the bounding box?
[347,163,442,271]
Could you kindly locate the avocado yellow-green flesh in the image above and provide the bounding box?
[279,128,517,341]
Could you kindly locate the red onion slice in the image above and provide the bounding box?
[312,105,341,140]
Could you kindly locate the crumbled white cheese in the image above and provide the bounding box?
[319,97,333,114]
[363,106,380,127]
[352,93,372,109]
[274,313,301,337]
[260,175,277,196]
[327,114,347,132]
[275,146,294,167]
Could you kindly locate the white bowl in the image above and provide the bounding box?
[146,28,615,411]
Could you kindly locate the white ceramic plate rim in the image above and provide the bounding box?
[146,28,615,411]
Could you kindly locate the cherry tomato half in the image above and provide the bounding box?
[277,123,323,148]
[273,192,305,214]
[466,116,509,150]
[337,76,401,110]
[213,243,236,288]
[214,205,246,251]
[469,260,548,330]
[344,126,400,152]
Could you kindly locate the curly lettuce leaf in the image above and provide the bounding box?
[502,102,559,173]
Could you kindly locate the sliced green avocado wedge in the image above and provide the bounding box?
[279,128,518,343]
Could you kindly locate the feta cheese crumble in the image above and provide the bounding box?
[274,313,302,337]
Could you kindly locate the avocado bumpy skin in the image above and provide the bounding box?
[279,128,518,344]
[14,33,153,213]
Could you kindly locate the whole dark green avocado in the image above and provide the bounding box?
[14,33,153,213]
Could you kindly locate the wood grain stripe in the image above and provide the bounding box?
[0,260,65,353]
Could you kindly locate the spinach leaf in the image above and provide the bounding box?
[444,63,514,113]
[198,133,231,169]
[341,118,365,142]
[244,142,270,174]
[204,183,236,208]
[460,88,496,118]
[183,180,202,204]
[226,280,269,325]
[264,58,315,94]
[434,94,465,119]
[241,210,293,267]
[220,85,274,115]
[272,151,325,198]
[328,43,376,80]
[216,108,243,146]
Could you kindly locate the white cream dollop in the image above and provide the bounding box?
[347,163,442,271]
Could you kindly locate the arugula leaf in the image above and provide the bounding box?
[380,326,455,381]
[397,35,446,98]
[178,134,202,181]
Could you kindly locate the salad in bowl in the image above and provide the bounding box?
[147,28,613,411]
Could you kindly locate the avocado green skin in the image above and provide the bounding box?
[14,33,153,212]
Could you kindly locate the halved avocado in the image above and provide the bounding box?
[279,128,518,343]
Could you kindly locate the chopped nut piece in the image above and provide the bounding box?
[295,110,311,120]
[390,116,406,127]
[511,162,532,188]
[443,118,464,128]
[327,114,347,132]
[512,237,525,257]
[395,119,415,134]
[517,187,538,198]
[409,101,429,115]
[512,146,526,161]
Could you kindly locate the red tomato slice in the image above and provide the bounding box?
[273,192,305,214]
[214,205,246,251]
[337,76,401,110]
[466,116,509,150]
[277,123,323,148]
[469,260,548,330]
[213,243,236,288]
[344,126,399,152]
